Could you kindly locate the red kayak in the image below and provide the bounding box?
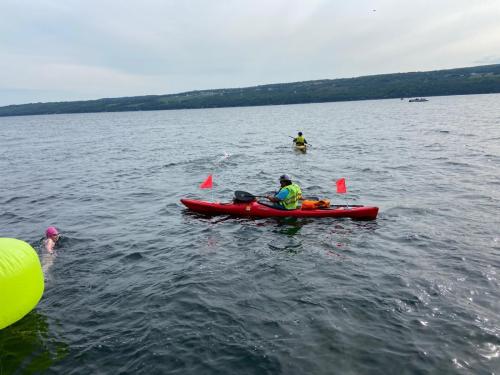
[181,199,379,220]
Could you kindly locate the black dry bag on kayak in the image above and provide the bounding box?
[234,191,258,203]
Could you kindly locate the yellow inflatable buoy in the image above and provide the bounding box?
[0,238,44,329]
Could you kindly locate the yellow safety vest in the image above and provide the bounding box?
[295,135,306,145]
[278,183,302,209]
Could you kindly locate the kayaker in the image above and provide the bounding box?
[266,175,302,210]
[293,132,307,146]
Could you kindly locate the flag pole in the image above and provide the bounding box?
[199,174,214,201]
[211,173,214,202]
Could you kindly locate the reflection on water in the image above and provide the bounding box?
[0,311,69,374]
[274,217,304,237]
[41,251,56,280]
[38,237,65,283]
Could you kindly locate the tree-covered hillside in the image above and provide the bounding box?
[1,64,499,117]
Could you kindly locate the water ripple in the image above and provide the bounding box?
[1,95,499,374]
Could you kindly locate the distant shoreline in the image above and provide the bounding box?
[1,64,499,117]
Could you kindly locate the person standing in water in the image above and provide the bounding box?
[41,226,60,278]
[293,132,307,146]
[44,226,60,253]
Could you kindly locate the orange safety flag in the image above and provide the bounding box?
[199,174,213,189]
[336,178,347,194]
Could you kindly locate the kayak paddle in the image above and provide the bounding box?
[234,190,319,202]
[234,191,267,202]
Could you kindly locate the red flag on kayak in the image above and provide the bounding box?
[199,174,213,189]
[336,178,347,194]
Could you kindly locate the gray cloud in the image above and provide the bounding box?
[1,0,499,106]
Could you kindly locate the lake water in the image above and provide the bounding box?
[0,94,499,374]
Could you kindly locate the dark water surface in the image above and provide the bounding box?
[1,95,499,374]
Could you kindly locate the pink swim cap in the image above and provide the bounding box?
[45,226,59,238]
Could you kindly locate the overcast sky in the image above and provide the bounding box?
[1,0,499,106]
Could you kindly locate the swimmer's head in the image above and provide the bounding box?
[45,226,59,239]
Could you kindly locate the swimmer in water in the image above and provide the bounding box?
[44,226,60,254]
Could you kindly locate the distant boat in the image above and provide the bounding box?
[408,98,428,102]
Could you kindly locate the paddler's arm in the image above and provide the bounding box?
[267,189,289,202]
[45,239,55,253]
